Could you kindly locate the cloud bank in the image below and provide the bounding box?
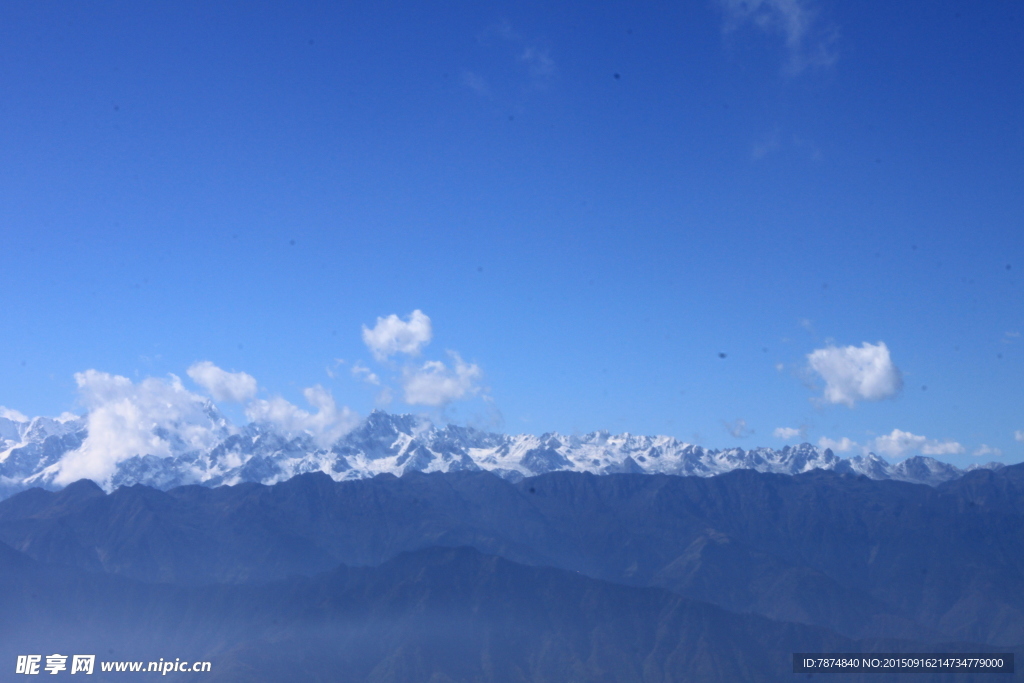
[53,362,361,487]
[55,370,227,486]
[807,342,903,407]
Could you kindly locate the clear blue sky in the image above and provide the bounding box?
[1,1,1021,466]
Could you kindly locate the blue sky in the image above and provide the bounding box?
[1,1,1021,466]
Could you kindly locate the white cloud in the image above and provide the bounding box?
[186,361,258,403]
[869,429,964,459]
[807,341,902,407]
[403,352,482,407]
[351,361,380,386]
[362,310,432,361]
[0,406,28,422]
[972,444,1002,458]
[246,385,358,447]
[818,436,857,453]
[1015,430,1024,442]
[725,418,753,439]
[717,0,837,73]
[773,426,802,440]
[54,370,226,487]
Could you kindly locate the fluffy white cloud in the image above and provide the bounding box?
[54,370,226,487]
[773,426,802,440]
[818,436,857,453]
[869,429,964,459]
[186,361,258,403]
[246,385,357,447]
[0,406,28,422]
[972,444,1002,458]
[807,342,903,407]
[403,353,482,407]
[362,310,432,361]
[1016,430,1024,443]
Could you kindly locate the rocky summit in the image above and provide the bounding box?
[0,409,999,499]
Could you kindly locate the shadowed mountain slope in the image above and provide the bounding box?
[0,542,1010,683]
[2,465,1023,645]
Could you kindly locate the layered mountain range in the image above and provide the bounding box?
[0,409,1002,499]
[1,465,1021,681]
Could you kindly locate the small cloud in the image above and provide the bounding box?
[869,429,964,459]
[774,426,803,440]
[361,310,432,361]
[1015,430,1024,442]
[351,361,380,386]
[186,361,258,403]
[806,341,903,407]
[1003,331,1021,344]
[716,0,838,74]
[725,418,753,439]
[818,436,857,453]
[403,352,483,407]
[0,406,28,422]
[972,444,1002,458]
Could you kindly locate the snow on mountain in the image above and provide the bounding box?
[0,408,990,499]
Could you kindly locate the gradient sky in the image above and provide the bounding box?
[1,0,1022,466]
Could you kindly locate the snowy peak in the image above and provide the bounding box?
[0,410,992,499]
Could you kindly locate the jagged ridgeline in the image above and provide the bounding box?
[0,409,1003,499]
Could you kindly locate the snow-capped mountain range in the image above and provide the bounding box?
[0,409,1002,500]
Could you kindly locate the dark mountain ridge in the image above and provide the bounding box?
[2,464,1023,646]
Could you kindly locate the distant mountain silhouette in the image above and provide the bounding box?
[0,542,1007,682]
[2,465,1023,647]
